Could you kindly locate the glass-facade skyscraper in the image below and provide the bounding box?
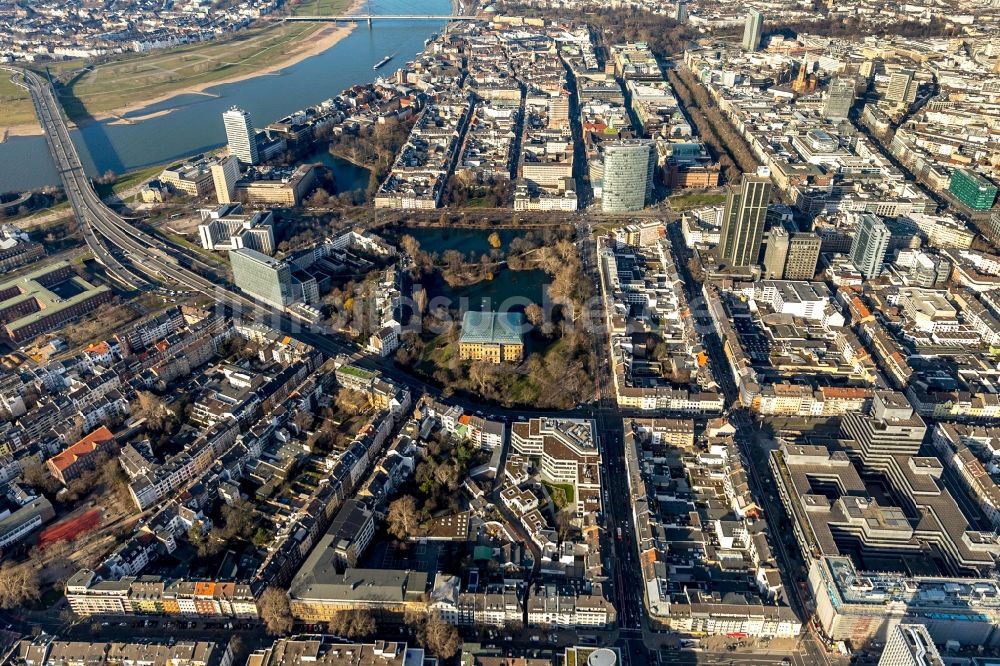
[742,9,763,51]
[601,140,656,213]
[719,174,772,267]
[824,78,855,120]
[229,248,293,309]
[849,213,891,279]
[223,106,259,166]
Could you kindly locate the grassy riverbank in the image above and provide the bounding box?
[2,0,361,136]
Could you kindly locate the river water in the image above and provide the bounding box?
[0,0,449,194]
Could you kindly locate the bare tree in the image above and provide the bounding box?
[327,610,376,639]
[21,462,59,495]
[0,563,40,609]
[524,303,544,327]
[259,587,293,636]
[132,391,172,432]
[387,495,421,541]
[413,287,428,316]
[293,410,315,433]
[335,388,370,416]
[401,235,421,259]
[419,615,461,659]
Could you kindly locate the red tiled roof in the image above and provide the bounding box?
[48,426,114,473]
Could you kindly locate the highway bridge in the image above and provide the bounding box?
[20,69,238,289]
[282,15,473,21]
[11,68,149,290]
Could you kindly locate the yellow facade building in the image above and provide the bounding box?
[458,311,524,364]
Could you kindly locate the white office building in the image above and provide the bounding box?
[878,624,943,666]
[211,155,241,204]
[223,107,259,166]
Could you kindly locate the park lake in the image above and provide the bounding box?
[391,227,549,311]
[301,145,372,196]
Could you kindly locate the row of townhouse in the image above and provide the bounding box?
[626,417,799,638]
[432,581,613,629]
[65,570,259,618]
[67,376,331,612]
[753,384,871,417]
[419,398,505,450]
[598,237,723,414]
[366,268,403,357]
[254,374,411,590]
[13,634,234,666]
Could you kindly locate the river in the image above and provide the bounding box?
[0,0,450,194]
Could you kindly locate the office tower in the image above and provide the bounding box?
[886,69,916,104]
[762,227,820,280]
[824,78,855,120]
[548,95,570,130]
[719,173,771,267]
[223,106,259,166]
[762,227,789,279]
[674,0,688,22]
[878,624,943,666]
[841,391,926,471]
[859,59,876,80]
[211,155,240,205]
[849,213,891,278]
[949,168,998,211]
[601,140,656,213]
[784,232,821,280]
[229,247,292,309]
[742,9,763,51]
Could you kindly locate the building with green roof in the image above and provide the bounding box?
[459,311,524,364]
[0,261,112,344]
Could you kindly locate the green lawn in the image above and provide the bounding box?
[416,333,455,374]
[668,191,727,211]
[161,231,229,268]
[39,22,328,121]
[290,0,354,16]
[95,163,168,199]
[0,73,36,130]
[542,481,575,511]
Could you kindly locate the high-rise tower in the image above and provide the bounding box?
[824,78,855,119]
[742,9,763,51]
[601,140,656,213]
[719,173,772,267]
[849,213,891,278]
[223,106,259,166]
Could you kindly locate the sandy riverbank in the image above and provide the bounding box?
[2,0,366,139]
[2,123,44,138]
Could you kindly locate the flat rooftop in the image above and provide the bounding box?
[0,261,110,335]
